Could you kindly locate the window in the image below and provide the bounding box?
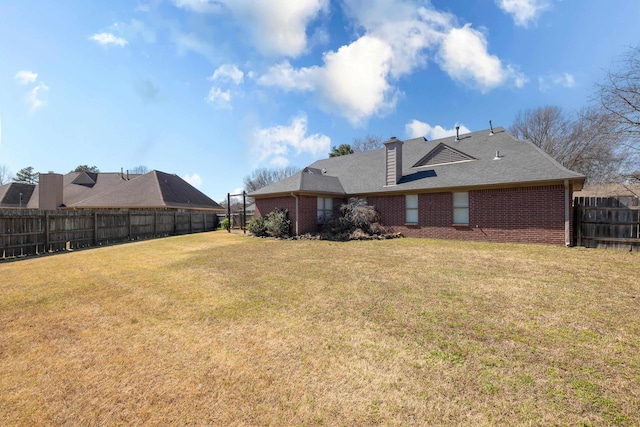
[406,194,418,224]
[452,192,469,225]
[317,197,333,224]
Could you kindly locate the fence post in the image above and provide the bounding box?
[128,210,132,241]
[92,212,97,245]
[174,211,178,235]
[227,193,231,233]
[576,201,582,247]
[45,211,50,252]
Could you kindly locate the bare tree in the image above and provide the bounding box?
[0,165,10,185]
[130,165,149,174]
[510,106,629,184]
[596,45,640,150]
[243,166,299,193]
[352,134,384,152]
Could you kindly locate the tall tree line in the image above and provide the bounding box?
[511,45,640,184]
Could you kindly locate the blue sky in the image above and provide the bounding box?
[1,0,639,202]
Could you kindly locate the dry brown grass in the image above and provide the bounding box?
[1,232,639,426]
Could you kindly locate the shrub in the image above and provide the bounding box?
[219,217,232,230]
[247,217,268,237]
[265,208,291,238]
[320,198,393,241]
[249,208,291,238]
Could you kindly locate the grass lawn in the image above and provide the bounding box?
[1,232,639,426]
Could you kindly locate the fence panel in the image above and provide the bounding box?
[0,209,220,260]
[574,196,640,251]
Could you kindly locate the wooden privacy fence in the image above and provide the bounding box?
[0,209,219,259]
[574,196,640,251]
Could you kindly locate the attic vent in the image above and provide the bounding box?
[412,143,476,168]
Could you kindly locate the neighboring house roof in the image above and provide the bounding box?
[0,183,35,208]
[574,183,640,198]
[1,170,223,211]
[249,127,585,197]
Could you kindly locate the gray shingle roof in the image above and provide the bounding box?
[1,170,223,211]
[0,183,35,207]
[70,170,222,210]
[249,127,585,197]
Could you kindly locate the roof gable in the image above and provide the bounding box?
[249,127,587,198]
[71,171,98,187]
[412,143,475,168]
[70,170,223,210]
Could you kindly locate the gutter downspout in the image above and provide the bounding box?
[564,179,570,246]
[291,192,299,236]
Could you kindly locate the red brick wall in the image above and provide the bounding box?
[368,185,568,245]
[254,195,344,235]
[257,186,570,245]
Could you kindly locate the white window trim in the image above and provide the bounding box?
[405,194,419,225]
[317,197,333,224]
[452,191,469,225]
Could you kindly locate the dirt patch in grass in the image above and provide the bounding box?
[1,232,639,425]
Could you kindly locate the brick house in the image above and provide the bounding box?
[249,127,586,245]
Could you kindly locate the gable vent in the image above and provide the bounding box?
[413,143,475,168]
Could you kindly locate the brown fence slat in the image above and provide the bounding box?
[0,209,220,260]
[574,196,640,251]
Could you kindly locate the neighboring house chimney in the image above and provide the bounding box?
[384,136,403,186]
[39,172,63,210]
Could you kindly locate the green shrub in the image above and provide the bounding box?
[248,208,291,238]
[247,217,268,237]
[265,208,291,238]
[219,217,232,230]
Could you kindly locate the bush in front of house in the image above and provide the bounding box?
[248,208,291,238]
[247,216,268,236]
[320,198,397,241]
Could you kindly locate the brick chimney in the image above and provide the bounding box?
[39,172,64,210]
[384,137,403,186]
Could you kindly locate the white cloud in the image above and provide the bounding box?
[206,87,232,109]
[27,82,50,111]
[206,65,244,108]
[496,0,551,27]
[209,64,244,85]
[258,61,318,92]
[173,31,215,61]
[317,36,397,126]
[183,173,203,189]
[15,70,38,85]
[251,115,331,165]
[405,120,471,140]
[173,0,223,13]
[270,156,290,167]
[89,32,128,47]
[173,0,327,57]
[538,72,575,92]
[437,24,525,92]
[224,0,328,57]
[111,19,156,44]
[342,0,450,78]
[258,0,523,125]
[259,36,397,126]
